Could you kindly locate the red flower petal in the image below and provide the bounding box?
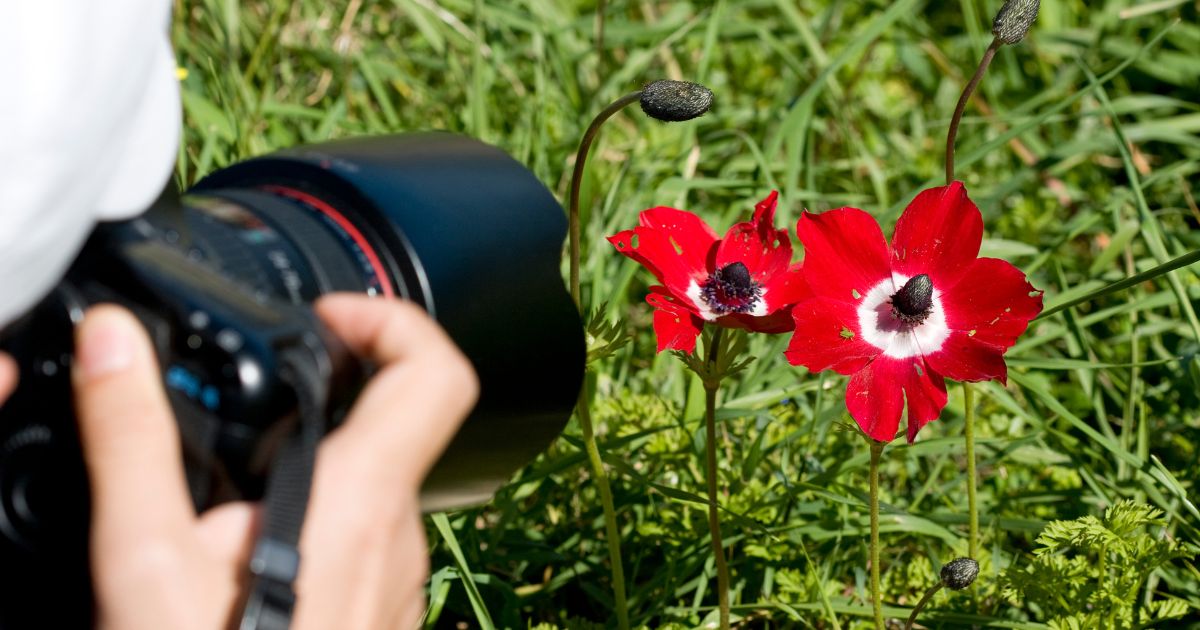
[891,182,983,288]
[640,206,719,273]
[647,286,704,353]
[796,208,891,304]
[902,361,949,443]
[925,331,1010,383]
[608,224,707,303]
[785,297,879,375]
[761,262,810,314]
[846,357,947,443]
[715,191,793,280]
[926,257,1043,383]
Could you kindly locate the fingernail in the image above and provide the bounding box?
[76,311,138,380]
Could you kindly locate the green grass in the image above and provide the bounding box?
[174,0,1200,627]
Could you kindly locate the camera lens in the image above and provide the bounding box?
[186,133,584,511]
[147,187,407,307]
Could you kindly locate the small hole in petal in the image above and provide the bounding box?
[631,234,640,249]
[669,236,682,255]
[968,329,977,337]
[914,363,923,377]
[840,327,855,340]
[852,289,862,300]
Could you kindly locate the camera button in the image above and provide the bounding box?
[216,329,243,352]
[188,310,211,330]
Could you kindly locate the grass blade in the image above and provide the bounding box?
[431,513,496,630]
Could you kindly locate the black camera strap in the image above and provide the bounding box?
[238,349,327,630]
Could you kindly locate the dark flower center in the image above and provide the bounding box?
[890,274,934,325]
[701,262,762,315]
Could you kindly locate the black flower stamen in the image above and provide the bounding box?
[701,262,762,315]
[890,274,934,325]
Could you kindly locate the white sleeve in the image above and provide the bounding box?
[0,1,180,327]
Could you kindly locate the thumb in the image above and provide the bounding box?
[72,305,194,549]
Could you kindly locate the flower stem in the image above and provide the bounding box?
[569,90,643,308]
[575,386,630,630]
[703,327,731,630]
[945,37,1001,184]
[869,440,886,630]
[566,91,643,630]
[964,382,979,560]
[903,583,945,630]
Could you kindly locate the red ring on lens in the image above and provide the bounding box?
[260,185,395,298]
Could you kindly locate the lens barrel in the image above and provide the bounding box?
[193,132,585,510]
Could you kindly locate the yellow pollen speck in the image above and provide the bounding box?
[176,67,189,80]
[968,329,977,336]
[669,236,683,255]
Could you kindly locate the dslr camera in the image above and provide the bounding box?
[0,133,584,627]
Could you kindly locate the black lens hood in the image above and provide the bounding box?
[194,133,584,511]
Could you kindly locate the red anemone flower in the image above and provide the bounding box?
[608,192,809,353]
[785,182,1042,443]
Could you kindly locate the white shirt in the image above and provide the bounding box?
[0,1,180,326]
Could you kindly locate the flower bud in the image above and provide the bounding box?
[940,557,979,590]
[992,0,1040,45]
[639,80,714,122]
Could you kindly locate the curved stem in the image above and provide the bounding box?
[703,327,731,630]
[904,583,945,630]
[869,440,886,630]
[565,92,643,630]
[569,90,643,308]
[575,387,630,630]
[964,382,979,560]
[945,38,1001,185]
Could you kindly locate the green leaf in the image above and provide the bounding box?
[431,513,496,630]
[1035,248,1200,321]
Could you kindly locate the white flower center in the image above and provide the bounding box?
[856,273,950,359]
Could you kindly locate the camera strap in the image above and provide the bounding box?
[238,348,327,630]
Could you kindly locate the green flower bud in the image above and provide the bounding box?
[940,557,980,590]
[639,80,713,122]
[992,0,1040,44]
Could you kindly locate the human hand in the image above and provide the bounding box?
[71,294,477,630]
[0,351,16,407]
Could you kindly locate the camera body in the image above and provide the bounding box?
[0,133,584,626]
